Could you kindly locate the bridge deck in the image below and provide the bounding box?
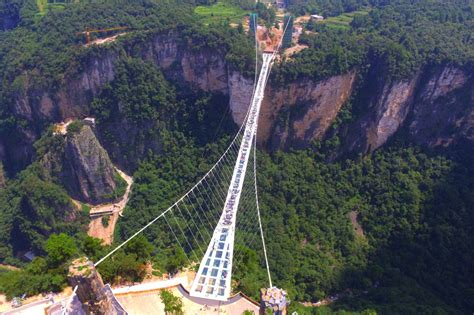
[189,53,274,301]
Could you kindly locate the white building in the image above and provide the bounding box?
[83,117,95,126]
[311,14,324,21]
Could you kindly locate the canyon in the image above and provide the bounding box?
[3,32,473,173]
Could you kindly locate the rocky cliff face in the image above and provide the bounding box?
[227,71,357,149]
[408,66,473,146]
[266,73,356,150]
[6,32,230,171]
[345,65,473,154]
[41,124,121,204]
[4,32,473,173]
[62,125,120,204]
[220,59,472,155]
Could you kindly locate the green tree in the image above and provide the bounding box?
[81,236,105,261]
[124,236,154,262]
[44,233,78,266]
[160,290,184,315]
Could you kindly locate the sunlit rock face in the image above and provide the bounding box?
[3,30,473,172]
[408,66,473,147]
[40,125,120,204]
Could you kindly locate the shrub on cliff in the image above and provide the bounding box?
[66,120,84,134]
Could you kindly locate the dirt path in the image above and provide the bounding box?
[87,33,128,47]
[0,264,20,271]
[284,43,309,57]
[53,119,73,135]
[88,168,133,244]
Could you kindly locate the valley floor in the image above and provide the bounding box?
[87,168,133,244]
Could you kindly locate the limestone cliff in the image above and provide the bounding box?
[408,66,473,146]
[228,71,356,149]
[0,2,21,31]
[345,73,420,153]
[41,123,122,204]
[228,71,254,126]
[62,125,120,204]
[266,73,356,149]
[4,31,473,173]
[6,32,230,171]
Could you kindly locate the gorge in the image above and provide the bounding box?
[0,1,473,313]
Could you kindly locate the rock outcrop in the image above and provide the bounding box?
[228,71,254,125]
[372,77,418,148]
[0,163,6,188]
[41,123,121,204]
[62,124,120,204]
[408,66,473,146]
[68,257,122,314]
[346,74,420,153]
[3,31,473,173]
[6,32,229,171]
[266,73,356,149]
[227,62,472,154]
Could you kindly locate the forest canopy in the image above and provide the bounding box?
[274,0,474,82]
[0,0,472,314]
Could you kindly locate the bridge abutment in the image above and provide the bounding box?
[68,257,120,314]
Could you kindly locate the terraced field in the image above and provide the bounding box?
[35,0,68,16]
[322,9,370,30]
[194,1,248,25]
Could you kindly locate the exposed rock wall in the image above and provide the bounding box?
[228,71,254,125]
[0,3,21,31]
[228,64,472,154]
[0,163,5,188]
[408,66,473,146]
[373,78,419,148]
[12,50,118,123]
[265,73,356,149]
[41,124,121,204]
[6,33,232,171]
[4,32,473,173]
[228,71,356,149]
[181,51,229,93]
[62,125,119,204]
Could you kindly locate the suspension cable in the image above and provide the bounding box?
[254,123,273,287]
[94,27,261,267]
[61,285,78,315]
[93,15,278,270]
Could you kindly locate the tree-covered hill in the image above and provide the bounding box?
[274,0,474,82]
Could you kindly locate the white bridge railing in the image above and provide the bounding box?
[189,53,275,301]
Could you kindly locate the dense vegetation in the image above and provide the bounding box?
[0,1,472,314]
[160,290,184,315]
[112,135,473,313]
[260,144,473,313]
[0,0,256,172]
[0,233,78,299]
[274,0,474,82]
[0,162,88,264]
